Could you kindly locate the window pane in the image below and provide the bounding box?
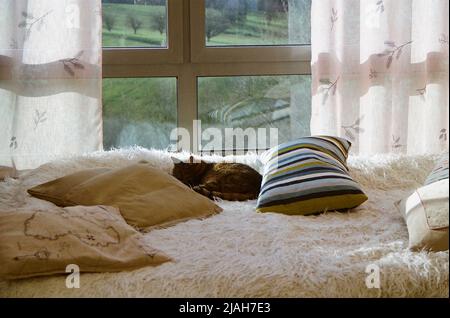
[198,75,311,151]
[103,78,177,150]
[205,0,311,47]
[102,0,167,48]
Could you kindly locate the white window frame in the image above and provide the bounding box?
[103,0,312,154]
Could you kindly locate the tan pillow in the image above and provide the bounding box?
[28,162,222,229]
[397,179,449,252]
[0,166,17,181]
[28,168,110,206]
[0,206,171,280]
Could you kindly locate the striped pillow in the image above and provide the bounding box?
[425,153,449,186]
[256,136,368,216]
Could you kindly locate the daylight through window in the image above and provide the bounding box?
[102,0,312,153]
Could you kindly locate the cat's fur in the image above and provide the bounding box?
[172,156,262,202]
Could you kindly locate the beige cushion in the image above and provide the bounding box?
[397,179,449,252]
[0,166,16,181]
[28,168,110,206]
[28,162,222,229]
[0,206,171,280]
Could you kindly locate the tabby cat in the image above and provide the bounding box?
[172,156,262,201]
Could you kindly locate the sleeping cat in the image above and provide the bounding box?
[172,156,262,202]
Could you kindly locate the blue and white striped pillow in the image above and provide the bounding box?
[256,136,368,216]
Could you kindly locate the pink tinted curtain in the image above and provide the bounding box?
[311,0,449,155]
[0,0,103,169]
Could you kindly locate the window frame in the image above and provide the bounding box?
[102,0,312,154]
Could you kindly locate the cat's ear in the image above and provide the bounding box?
[171,157,183,164]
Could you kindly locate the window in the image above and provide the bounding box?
[204,0,311,46]
[198,75,311,151]
[103,77,177,150]
[102,0,312,154]
[103,0,168,48]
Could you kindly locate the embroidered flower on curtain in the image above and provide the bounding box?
[59,51,85,77]
[377,40,413,69]
[18,10,53,39]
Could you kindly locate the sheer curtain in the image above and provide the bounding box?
[311,0,449,155]
[0,0,102,170]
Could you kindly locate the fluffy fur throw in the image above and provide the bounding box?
[0,148,448,298]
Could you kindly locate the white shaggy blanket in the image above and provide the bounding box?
[0,149,448,298]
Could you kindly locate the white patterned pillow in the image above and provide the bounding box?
[397,153,449,252]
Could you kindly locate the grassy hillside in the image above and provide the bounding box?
[103,77,177,150]
[103,4,166,47]
[207,12,291,46]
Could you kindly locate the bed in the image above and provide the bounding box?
[0,148,448,298]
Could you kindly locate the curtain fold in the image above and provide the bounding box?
[311,0,449,155]
[0,0,102,170]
